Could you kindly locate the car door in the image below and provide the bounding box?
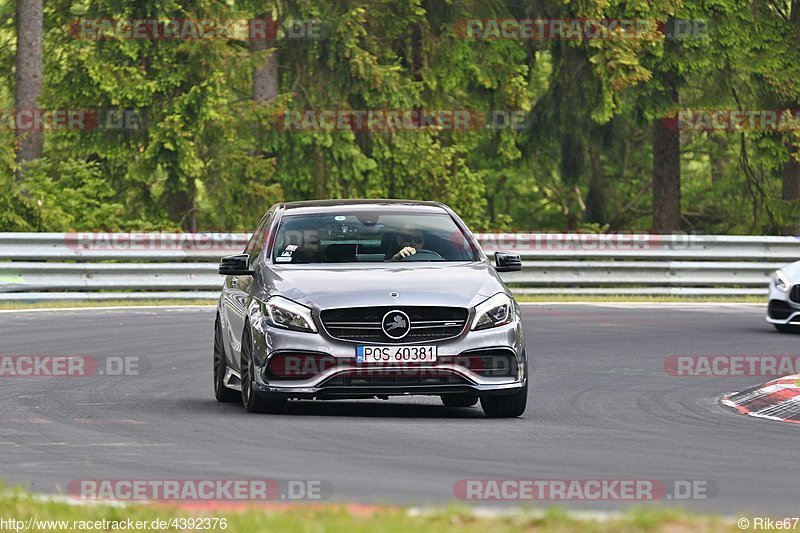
[222,211,272,369]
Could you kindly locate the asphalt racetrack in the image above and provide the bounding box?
[1,303,797,515]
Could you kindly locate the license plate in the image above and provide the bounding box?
[355,345,437,364]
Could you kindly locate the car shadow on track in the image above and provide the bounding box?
[201,399,488,418]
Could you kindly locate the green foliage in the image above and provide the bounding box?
[0,0,798,233]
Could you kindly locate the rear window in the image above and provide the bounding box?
[271,211,477,264]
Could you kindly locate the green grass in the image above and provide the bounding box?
[0,299,217,310]
[0,295,765,310]
[0,491,742,532]
[514,294,764,304]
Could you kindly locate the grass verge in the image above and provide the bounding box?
[0,295,765,310]
[514,294,764,304]
[0,299,217,310]
[0,491,742,532]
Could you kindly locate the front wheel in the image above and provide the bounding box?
[241,325,286,413]
[480,383,528,418]
[214,317,239,403]
[774,323,800,333]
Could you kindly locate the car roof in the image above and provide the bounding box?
[278,199,449,216]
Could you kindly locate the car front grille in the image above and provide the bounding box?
[769,299,795,320]
[790,285,800,304]
[320,306,469,343]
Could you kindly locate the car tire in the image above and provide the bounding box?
[774,323,800,333]
[240,324,285,413]
[440,394,478,407]
[480,383,528,418]
[214,316,239,403]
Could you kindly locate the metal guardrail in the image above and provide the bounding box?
[0,233,797,300]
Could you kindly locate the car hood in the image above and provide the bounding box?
[261,262,507,310]
[781,260,800,280]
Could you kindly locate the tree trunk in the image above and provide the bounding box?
[709,133,727,186]
[584,146,607,225]
[165,176,196,231]
[252,13,278,102]
[15,0,44,176]
[560,132,584,230]
[313,146,326,199]
[781,155,800,201]
[410,22,423,81]
[652,77,681,231]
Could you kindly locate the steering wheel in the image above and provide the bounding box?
[400,249,444,261]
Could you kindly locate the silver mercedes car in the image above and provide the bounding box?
[767,261,800,332]
[214,200,528,417]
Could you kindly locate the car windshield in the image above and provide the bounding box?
[271,210,478,264]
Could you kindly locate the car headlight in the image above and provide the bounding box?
[263,296,318,333]
[774,270,791,293]
[471,293,514,331]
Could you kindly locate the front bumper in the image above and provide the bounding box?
[766,282,800,325]
[255,381,526,400]
[249,310,527,400]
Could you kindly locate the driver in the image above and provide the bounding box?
[292,229,324,263]
[389,225,426,261]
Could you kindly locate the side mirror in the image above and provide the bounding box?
[495,252,522,272]
[219,254,254,276]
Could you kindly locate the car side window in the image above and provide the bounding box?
[249,212,274,263]
[243,221,263,257]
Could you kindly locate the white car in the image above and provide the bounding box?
[767,262,800,332]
